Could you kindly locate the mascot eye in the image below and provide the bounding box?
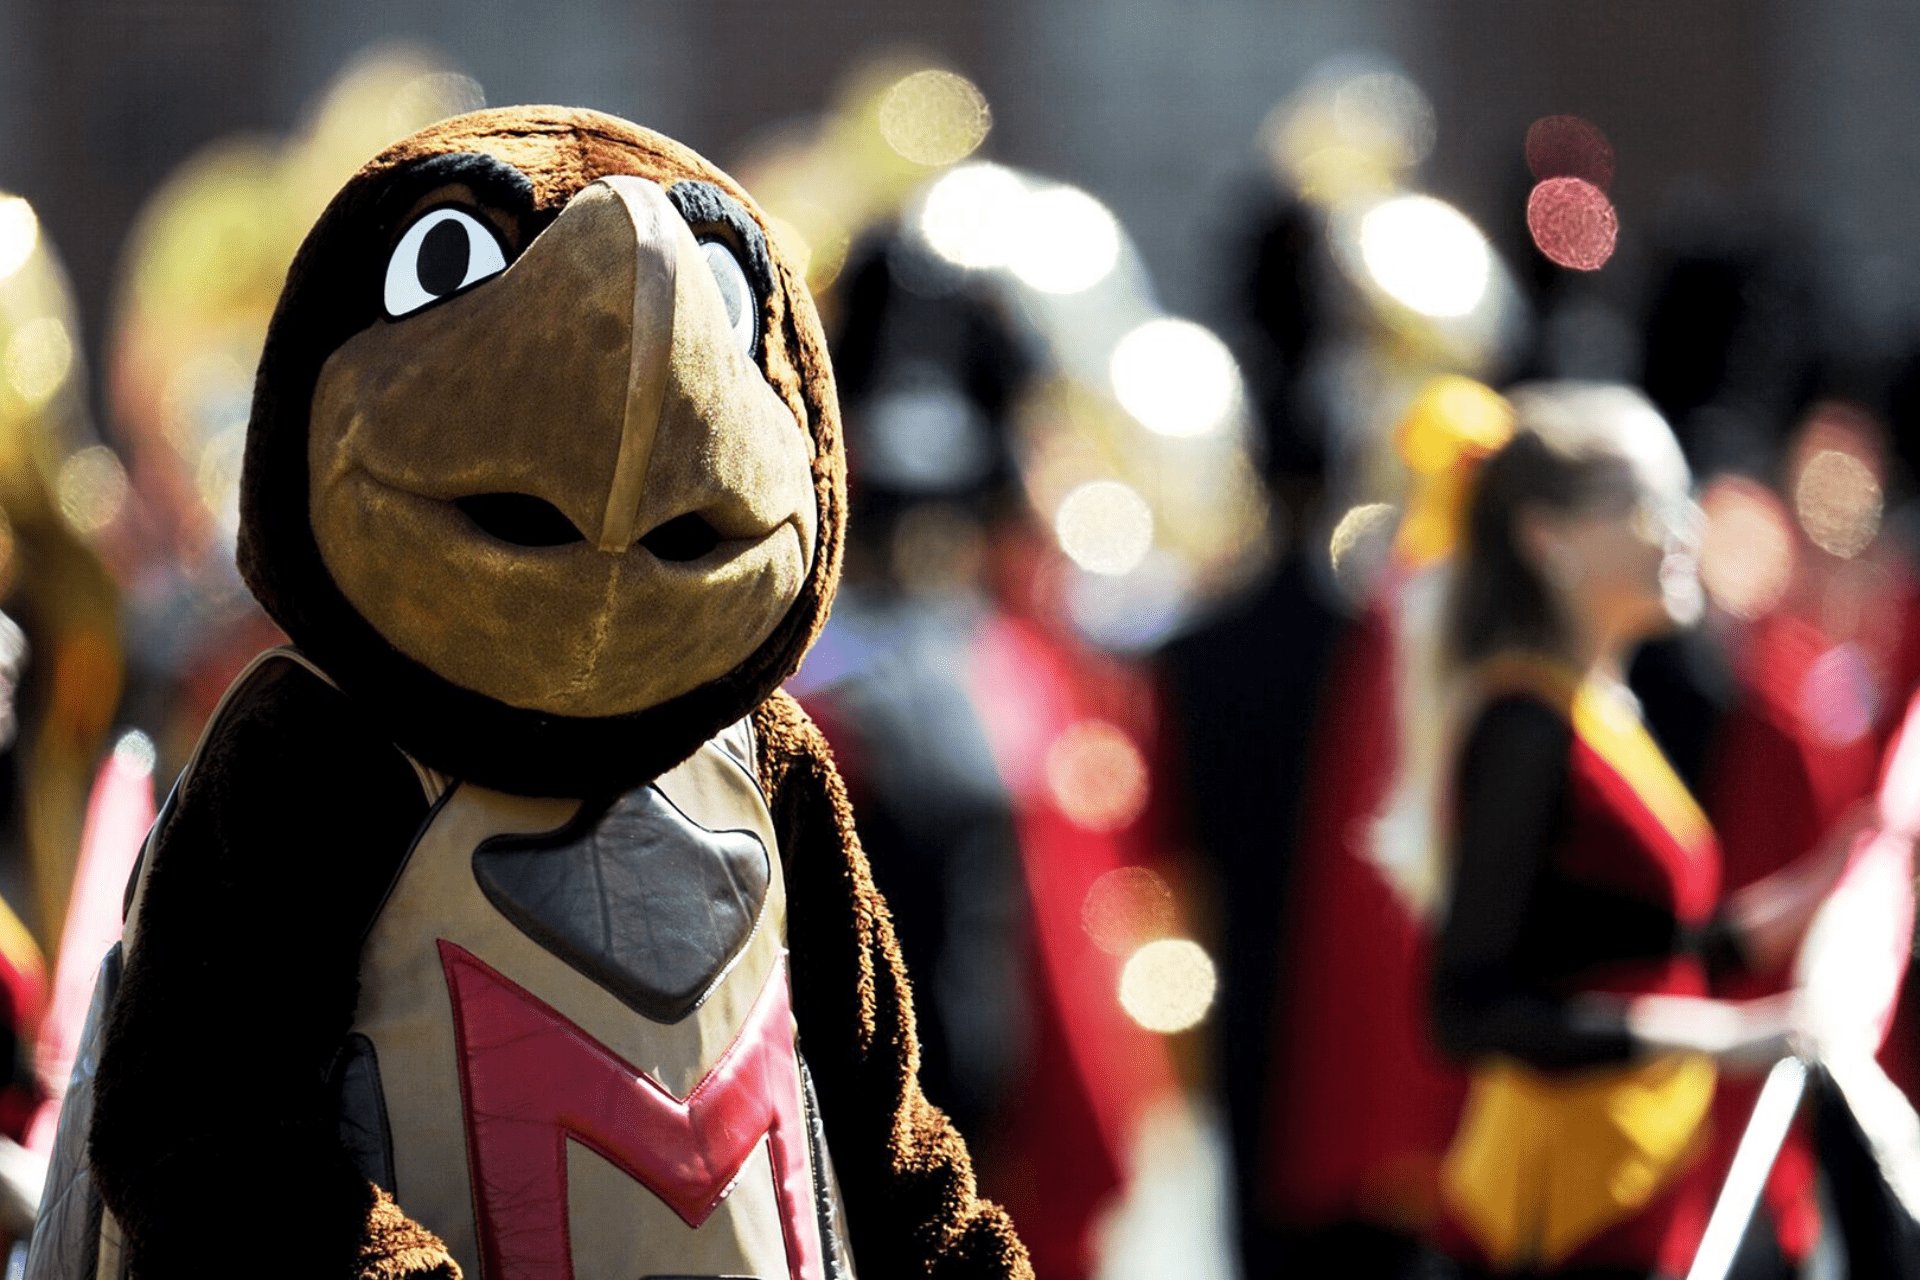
[700,239,758,356]
[384,208,509,318]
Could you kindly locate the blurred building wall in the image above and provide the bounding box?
[1,0,273,358]
[272,0,700,146]
[989,0,1409,319]
[0,0,1918,448]
[1770,0,1920,355]
[1410,0,1778,239]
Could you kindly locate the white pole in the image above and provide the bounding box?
[1686,1056,1809,1280]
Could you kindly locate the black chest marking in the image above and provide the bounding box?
[472,785,771,1023]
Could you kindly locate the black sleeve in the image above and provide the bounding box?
[89,654,434,1279]
[1432,695,1640,1071]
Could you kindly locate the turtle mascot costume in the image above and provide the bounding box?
[26,108,1032,1280]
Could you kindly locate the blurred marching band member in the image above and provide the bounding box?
[1255,377,1510,1275]
[0,197,122,960]
[0,191,128,1251]
[1691,400,1920,1265]
[804,224,1201,1279]
[1425,384,1856,1278]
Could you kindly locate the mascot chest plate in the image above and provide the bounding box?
[338,718,844,1280]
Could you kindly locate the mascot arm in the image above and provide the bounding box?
[754,690,1033,1280]
[88,653,458,1279]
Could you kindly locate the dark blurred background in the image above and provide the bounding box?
[3,1,1914,383]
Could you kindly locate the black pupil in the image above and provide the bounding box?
[418,219,472,297]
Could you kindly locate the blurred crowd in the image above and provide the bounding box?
[0,36,1918,1280]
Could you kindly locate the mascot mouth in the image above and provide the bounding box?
[454,490,724,562]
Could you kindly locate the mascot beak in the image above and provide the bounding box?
[548,176,680,554]
[490,173,767,557]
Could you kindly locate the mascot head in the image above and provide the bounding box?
[239,107,844,794]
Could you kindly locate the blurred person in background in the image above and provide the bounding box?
[1691,400,1920,1271]
[1163,180,1345,1279]
[0,195,122,958]
[802,221,1037,1156]
[0,191,129,1257]
[1235,59,1529,1277]
[1426,384,1855,1279]
[804,213,1218,1278]
[1253,377,1513,1279]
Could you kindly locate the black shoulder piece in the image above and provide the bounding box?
[90,651,432,1277]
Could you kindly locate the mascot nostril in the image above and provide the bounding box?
[454,492,587,547]
[640,511,724,561]
[60,107,1032,1280]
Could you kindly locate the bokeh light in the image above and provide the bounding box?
[860,380,993,492]
[159,353,252,453]
[5,316,74,406]
[1054,479,1155,576]
[1526,177,1618,271]
[1065,551,1198,653]
[112,728,159,775]
[56,446,130,535]
[1008,185,1121,294]
[0,506,18,597]
[917,161,1025,269]
[1799,642,1879,746]
[1793,447,1883,559]
[1082,865,1177,956]
[1108,318,1241,438]
[1525,115,1616,189]
[196,427,248,536]
[1699,477,1795,619]
[1045,718,1151,832]
[1331,70,1437,169]
[878,69,992,167]
[1357,194,1492,317]
[1261,57,1436,202]
[1118,938,1218,1034]
[1329,502,1398,600]
[0,197,36,284]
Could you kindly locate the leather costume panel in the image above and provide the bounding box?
[473,784,770,1023]
[23,944,119,1280]
[328,1033,396,1191]
[800,1057,858,1280]
[343,721,835,1278]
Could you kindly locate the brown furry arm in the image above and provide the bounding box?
[89,655,458,1279]
[754,689,1032,1280]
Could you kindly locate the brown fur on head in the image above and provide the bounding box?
[239,107,845,795]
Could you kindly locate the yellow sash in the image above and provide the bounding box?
[1442,1054,1716,1269]
[1473,654,1712,855]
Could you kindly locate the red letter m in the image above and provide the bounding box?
[438,940,824,1280]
